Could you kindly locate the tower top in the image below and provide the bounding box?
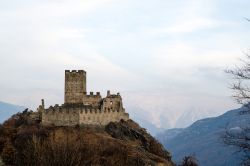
[65,70,86,73]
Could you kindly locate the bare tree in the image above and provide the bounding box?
[226,17,250,108]
[225,46,250,165]
[226,53,250,109]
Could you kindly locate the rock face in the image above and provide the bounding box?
[105,120,172,163]
[0,111,173,166]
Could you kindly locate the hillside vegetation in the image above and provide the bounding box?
[0,111,173,166]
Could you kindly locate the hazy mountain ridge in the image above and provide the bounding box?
[0,101,26,123]
[174,107,224,128]
[126,103,227,136]
[157,107,250,166]
[156,128,184,143]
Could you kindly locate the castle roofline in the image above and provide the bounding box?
[106,95,121,98]
[46,103,101,110]
[65,70,86,73]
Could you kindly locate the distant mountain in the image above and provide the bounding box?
[130,117,164,136]
[128,107,223,136]
[156,128,184,143]
[126,106,165,136]
[127,106,221,136]
[156,107,250,166]
[174,107,224,128]
[0,101,26,123]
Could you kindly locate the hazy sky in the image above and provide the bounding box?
[0,0,250,128]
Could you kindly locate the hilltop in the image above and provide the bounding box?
[0,110,173,166]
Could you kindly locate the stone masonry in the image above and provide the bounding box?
[38,70,129,126]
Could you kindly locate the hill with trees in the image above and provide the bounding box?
[0,110,173,166]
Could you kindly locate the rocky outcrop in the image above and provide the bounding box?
[106,119,172,161]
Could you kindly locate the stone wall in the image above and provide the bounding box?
[79,109,129,125]
[42,107,79,126]
[41,106,129,126]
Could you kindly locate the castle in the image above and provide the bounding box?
[38,70,129,126]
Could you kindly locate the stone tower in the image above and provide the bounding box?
[64,70,86,104]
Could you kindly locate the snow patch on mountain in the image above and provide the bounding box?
[123,92,236,130]
[174,107,224,128]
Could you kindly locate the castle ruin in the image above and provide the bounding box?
[38,70,129,126]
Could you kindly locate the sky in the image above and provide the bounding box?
[0,0,250,129]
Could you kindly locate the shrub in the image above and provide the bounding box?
[179,155,198,166]
[1,140,15,166]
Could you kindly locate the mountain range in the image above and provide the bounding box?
[127,105,226,136]
[157,107,250,166]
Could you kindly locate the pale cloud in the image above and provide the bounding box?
[144,16,220,36]
[0,0,116,18]
[150,42,241,75]
[141,0,221,35]
[0,0,139,108]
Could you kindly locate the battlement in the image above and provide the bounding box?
[44,105,124,114]
[106,90,121,98]
[65,70,86,74]
[85,92,101,97]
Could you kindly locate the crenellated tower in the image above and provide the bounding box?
[64,70,86,104]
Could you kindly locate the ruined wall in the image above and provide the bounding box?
[65,70,86,104]
[102,94,123,112]
[82,92,102,106]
